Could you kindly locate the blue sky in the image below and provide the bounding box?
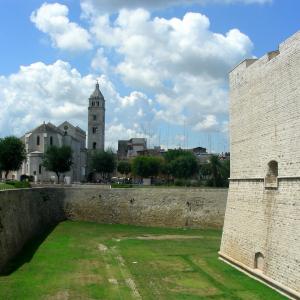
[0,0,299,152]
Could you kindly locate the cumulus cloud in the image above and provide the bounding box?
[87,9,252,133]
[90,10,252,89]
[91,48,109,73]
[0,60,157,149]
[31,2,92,51]
[81,0,272,15]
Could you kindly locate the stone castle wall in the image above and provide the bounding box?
[0,188,66,272]
[220,31,300,299]
[0,186,227,273]
[63,187,227,228]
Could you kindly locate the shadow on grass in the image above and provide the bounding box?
[0,225,56,276]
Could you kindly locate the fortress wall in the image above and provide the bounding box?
[229,31,300,179]
[220,179,300,296]
[0,188,66,272]
[0,186,227,272]
[63,187,227,228]
[220,31,300,299]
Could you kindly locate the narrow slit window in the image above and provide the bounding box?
[264,160,278,189]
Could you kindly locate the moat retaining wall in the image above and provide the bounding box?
[0,186,227,272]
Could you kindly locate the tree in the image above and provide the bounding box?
[169,155,198,179]
[164,149,188,163]
[163,149,198,180]
[132,156,161,179]
[207,155,222,187]
[43,145,73,183]
[89,150,116,179]
[220,159,230,187]
[117,160,131,176]
[0,136,26,179]
[206,155,230,187]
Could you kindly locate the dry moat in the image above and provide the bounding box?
[0,221,285,300]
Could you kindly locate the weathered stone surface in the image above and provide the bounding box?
[220,31,300,299]
[0,186,227,272]
[0,188,66,271]
[63,187,227,228]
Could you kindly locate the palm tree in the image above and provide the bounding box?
[208,155,223,187]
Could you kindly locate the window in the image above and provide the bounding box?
[50,136,53,145]
[39,164,42,174]
[93,142,97,149]
[37,135,40,146]
[97,102,99,106]
[92,127,97,134]
[93,115,97,121]
[254,252,264,272]
[265,160,278,188]
[92,101,94,106]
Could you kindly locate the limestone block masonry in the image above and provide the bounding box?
[0,187,227,273]
[219,31,300,300]
[63,187,227,228]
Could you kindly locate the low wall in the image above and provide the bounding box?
[0,186,227,272]
[63,187,227,228]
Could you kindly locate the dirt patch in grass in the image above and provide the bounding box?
[125,278,142,299]
[97,243,108,252]
[133,234,205,240]
[46,290,70,300]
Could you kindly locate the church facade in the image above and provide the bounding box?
[14,121,87,183]
[9,82,105,183]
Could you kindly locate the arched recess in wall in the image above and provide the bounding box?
[264,160,278,189]
[254,252,265,272]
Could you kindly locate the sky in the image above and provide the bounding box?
[0,0,299,152]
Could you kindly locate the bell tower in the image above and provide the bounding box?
[88,81,105,151]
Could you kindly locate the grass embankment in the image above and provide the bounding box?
[0,181,30,190]
[0,221,286,300]
[0,183,15,190]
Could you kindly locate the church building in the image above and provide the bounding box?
[8,82,106,183]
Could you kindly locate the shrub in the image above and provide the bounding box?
[6,180,31,188]
[111,183,133,188]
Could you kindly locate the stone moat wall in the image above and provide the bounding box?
[0,186,227,272]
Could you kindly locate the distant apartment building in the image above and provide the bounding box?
[136,146,166,157]
[117,138,147,159]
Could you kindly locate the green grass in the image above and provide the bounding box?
[0,181,31,190]
[0,221,286,300]
[0,183,16,190]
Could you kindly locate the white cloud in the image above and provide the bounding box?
[81,0,272,15]
[87,9,252,133]
[90,10,252,90]
[193,115,219,131]
[91,48,109,72]
[0,60,157,149]
[31,2,92,51]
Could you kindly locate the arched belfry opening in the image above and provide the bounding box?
[254,252,265,272]
[264,160,278,189]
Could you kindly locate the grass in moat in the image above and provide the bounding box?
[0,183,15,190]
[0,221,286,300]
